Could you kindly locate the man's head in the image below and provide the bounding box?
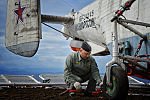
[80,42,91,59]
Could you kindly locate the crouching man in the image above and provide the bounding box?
[64,42,102,96]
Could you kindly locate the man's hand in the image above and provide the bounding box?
[74,82,82,91]
[99,82,103,87]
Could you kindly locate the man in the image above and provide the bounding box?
[64,41,102,96]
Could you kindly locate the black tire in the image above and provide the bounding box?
[103,66,129,100]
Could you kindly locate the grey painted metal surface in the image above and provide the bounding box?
[61,0,150,56]
[6,0,150,57]
[117,20,147,40]
[63,0,150,46]
[7,41,39,57]
[5,0,150,57]
[5,0,41,57]
[41,14,73,24]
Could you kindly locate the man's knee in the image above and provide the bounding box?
[64,75,83,89]
[89,76,96,82]
[71,74,83,82]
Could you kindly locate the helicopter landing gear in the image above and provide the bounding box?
[103,66,129,100]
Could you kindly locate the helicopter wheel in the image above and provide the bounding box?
[103,66,129,100]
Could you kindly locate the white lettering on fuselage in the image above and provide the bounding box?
[75,10,95,31]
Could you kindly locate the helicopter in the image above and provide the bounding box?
[5,0,150,99]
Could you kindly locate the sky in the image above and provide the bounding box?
[0,0,111,75]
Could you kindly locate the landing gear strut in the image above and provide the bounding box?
[103,20,129,100]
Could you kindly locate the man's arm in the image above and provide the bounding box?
[90,57,102,84]
[64,54,76,84]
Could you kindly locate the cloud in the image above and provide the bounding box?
[32,26,72,69]
[0,0,6,38]
[40,0,94,16]
[0,0,7,7]
[0,29,5,34]
[0,0,110,75]
[36,37,70,68]
[0,25,71,70]
[0,35,5,48]
[41,0,72,15]
[39,25,71,53]
[52,56,66,63]
[0,61,6,64]
[93,55,112,74]
[69,0,94,11]
[41,31,67,43]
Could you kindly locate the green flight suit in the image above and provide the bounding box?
[64,52,101,92]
